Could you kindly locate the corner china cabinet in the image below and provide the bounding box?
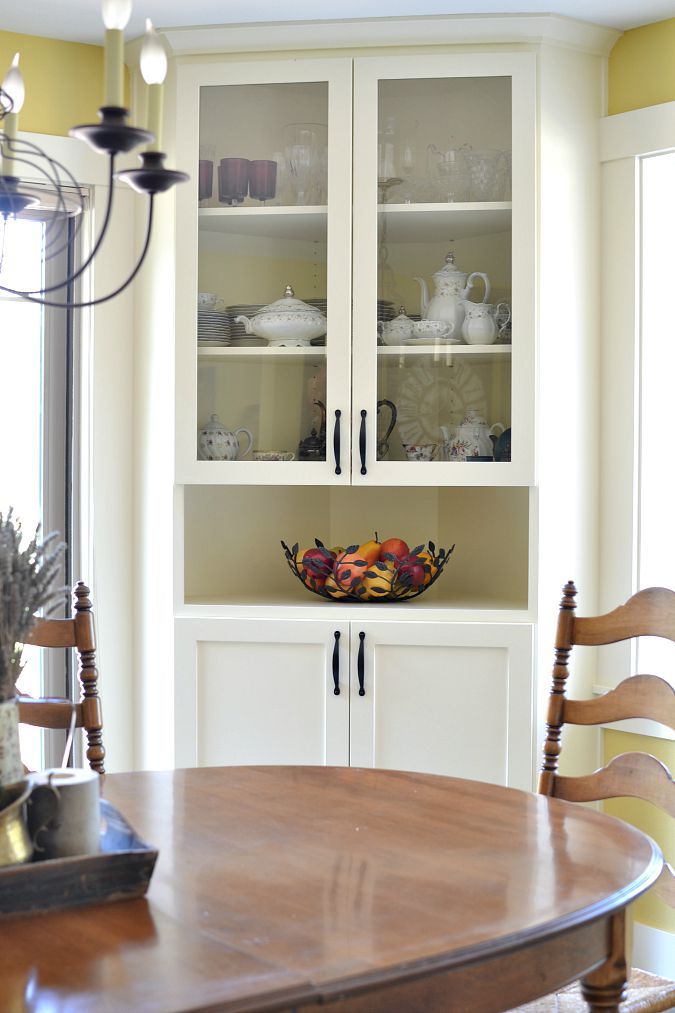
[160,17,615,786]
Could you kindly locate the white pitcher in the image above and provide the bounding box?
[460,301,511,345]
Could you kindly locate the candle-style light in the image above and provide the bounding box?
[140,19,167,152]
[1,54,25,176]
[101,0,132,108]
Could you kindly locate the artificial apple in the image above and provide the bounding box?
[396,551,427,588]
[301,546,336,590]
[378,537,409,562]
[334,550,369,592]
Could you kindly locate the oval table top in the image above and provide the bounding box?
[0,766,662,1013]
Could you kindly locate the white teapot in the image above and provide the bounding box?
[197,413,253,461]
[461,301,511,345]
[415,251,490,337]
[441,409,505,461]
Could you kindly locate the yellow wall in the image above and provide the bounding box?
[608,17,675,115]
[0,30,104,135]
[604,731,675,932]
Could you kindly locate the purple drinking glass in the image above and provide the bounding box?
[248,159,277,204]
[218,157,250,205]
[198,159,213,202]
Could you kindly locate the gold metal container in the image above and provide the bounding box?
[0,780,33,867]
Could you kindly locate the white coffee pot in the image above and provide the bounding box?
[461,301,511,345]
[197,413,253,461]
[415,251,490,337]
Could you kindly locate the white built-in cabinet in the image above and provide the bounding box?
[175,618,532,786]
[153,16,614,785]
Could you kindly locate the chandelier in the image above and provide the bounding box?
[0,0,188,309]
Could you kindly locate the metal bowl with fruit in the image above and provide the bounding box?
[281,535,454,602]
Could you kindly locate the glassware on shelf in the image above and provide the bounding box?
[248,159,277,204]
[198,142,215,204]
[464,149,504,201]
[427,144,470,203]
[282,123,328,206]
[218,157,250,205]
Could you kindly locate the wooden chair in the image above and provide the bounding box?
[17,581,105,774]
[512,582,675,1013]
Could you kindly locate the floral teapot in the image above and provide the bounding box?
[415,251,490,337]
[441,408,505,461]
[461,301,511,345]
[197,413,253,461]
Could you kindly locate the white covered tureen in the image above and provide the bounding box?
[234,285,327,347]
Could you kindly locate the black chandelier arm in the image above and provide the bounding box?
[0,195,155,310]
[0,152,117,296]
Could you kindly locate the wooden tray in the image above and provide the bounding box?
[0,798,158,916]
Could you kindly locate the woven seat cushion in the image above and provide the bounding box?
[511,968,675,1012]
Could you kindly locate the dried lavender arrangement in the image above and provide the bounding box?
[0,509,65,793]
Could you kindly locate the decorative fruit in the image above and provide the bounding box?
[358,534,381,566]
[361,560,395,599]
[379,537,410,562]
[396,551,427,588]
[334,550,369,592]
[324,573,349,599]
[300,546,336,591]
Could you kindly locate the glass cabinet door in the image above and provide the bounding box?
[352,54,535,486]
[175,60,352,483]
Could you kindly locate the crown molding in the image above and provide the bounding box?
[153,13,620,60]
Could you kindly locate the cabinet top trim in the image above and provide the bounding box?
[156,14,620,60]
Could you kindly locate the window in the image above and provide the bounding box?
[0,213,79,768]
[636,150,675,677]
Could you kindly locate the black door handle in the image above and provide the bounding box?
[333,410,341,475]
[357,631,365,696]
[359,410,367,475]
[332,631,340,695]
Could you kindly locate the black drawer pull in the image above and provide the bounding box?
[357,631,365,696]
[359,410,367,475]
[332,631,341,695]
[334,410,341,475]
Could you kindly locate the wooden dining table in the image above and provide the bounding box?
[0,766,662,1013]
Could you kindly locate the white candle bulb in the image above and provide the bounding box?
[101,0,132,30]
[141,20,167,152]
[101,0,131,108]
[1,53,24,177]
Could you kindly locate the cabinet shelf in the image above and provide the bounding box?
[378,202,512,242]
[199,206,327,241]
[377,343,512,362]
[198,345,327,365]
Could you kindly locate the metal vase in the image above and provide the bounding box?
[0,698,23,787]
[0,779,33,867]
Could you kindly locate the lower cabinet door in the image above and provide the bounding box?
[349,621,534,789]
[174,618,350,768]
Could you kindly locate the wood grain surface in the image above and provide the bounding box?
[0,767,662,1013]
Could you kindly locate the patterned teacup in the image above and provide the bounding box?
[403,443,439,461]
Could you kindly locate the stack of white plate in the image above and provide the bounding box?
[198,309,230,346]
[227,304,268,347]
[377,300,396,322]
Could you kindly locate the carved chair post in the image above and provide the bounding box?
[73,582,105,774]
[538,581,577,795]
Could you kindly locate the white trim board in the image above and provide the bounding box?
[601,101,675,163]
[158,14,620,58]
[633,921,675,980]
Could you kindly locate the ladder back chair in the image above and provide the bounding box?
[512,582,675,1013]
[17,581,105,774]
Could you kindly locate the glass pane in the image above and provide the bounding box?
[197,82,329,464]
[376,77,512,465]
[0,219,46,770]
[637,150,675,677]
